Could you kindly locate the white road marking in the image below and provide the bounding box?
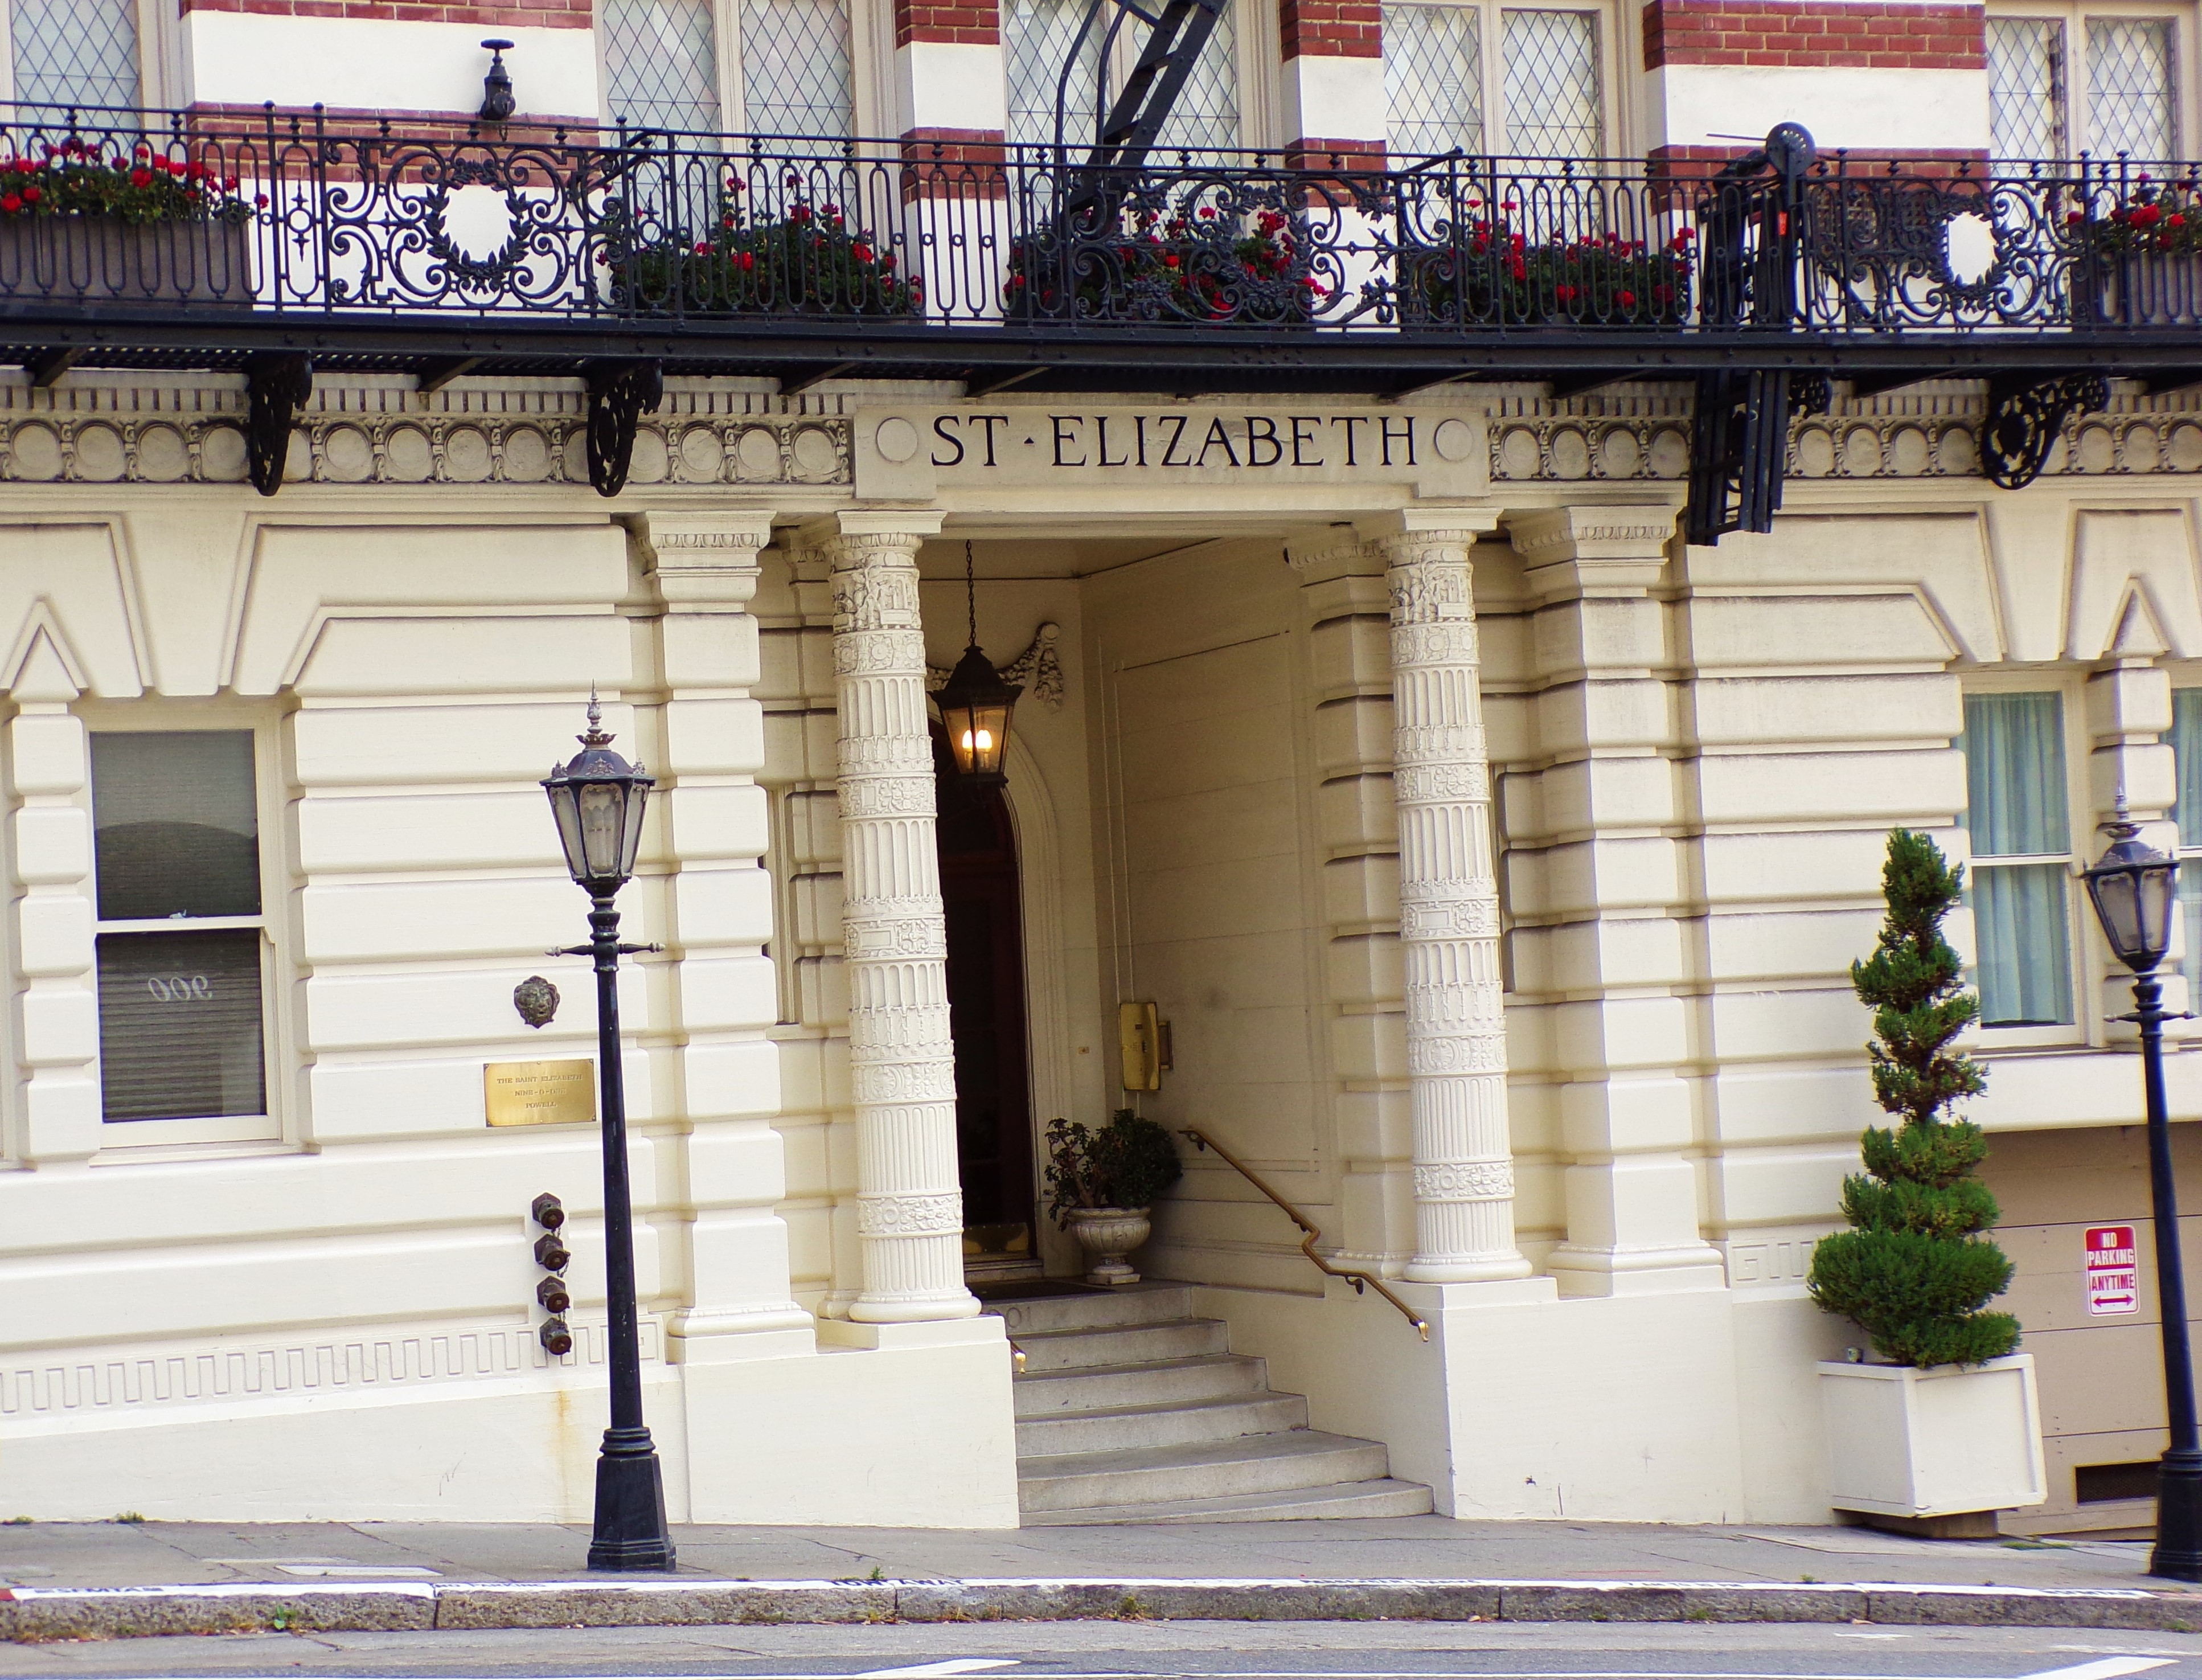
[2019,1662,2178,1680]
[854,1662,1023,1679]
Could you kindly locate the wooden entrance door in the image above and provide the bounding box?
[933,734,1038,1273]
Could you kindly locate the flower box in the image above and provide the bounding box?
[1818,1354,2047,1530]
[1004,207,1322,325]
[2093,251,2202,325]
[0,212,253,306]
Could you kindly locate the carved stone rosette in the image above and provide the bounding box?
[1379,528,1532,1284]
[827,529,978,1323]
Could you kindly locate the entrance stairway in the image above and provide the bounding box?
[983,1281,1434,1524]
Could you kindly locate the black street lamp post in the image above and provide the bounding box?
[543,696,675,1574]
[2081,801,2201,1582]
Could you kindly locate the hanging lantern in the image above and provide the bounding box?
[936,542,1022,786]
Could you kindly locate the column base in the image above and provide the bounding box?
[817,1314,1004,1350]
[1405,1253,1536,1284]
[848,1293,981,1325]
[1544,1243,1729,1298]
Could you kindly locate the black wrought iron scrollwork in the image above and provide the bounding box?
[1980,373,2111,489]
[244,353,313,497]
[585,360,664,497]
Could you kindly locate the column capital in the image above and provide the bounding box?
[1355,506,1504,547]
[803,509,948,548]
[1506,505,1678,602]
[1285,527,1383,584]
[629,510,776,608]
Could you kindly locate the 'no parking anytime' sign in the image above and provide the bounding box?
[2086,1225,2139,1317]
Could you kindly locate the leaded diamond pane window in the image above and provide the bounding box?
[1007,0,1105,147]
[1501,9,1600,157]
[605,0,723,132]
[10,0,140,110]
[2088,17,2175,157]
[1988,17,2066,157]
[1005,0,1238,150]
[743,0,855,137]
[1385,2,1485,157]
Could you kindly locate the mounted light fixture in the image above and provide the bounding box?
[2083,800,2180,974]
[479,39,517,123]
[934,541,1022,787]
[543,693,653,894]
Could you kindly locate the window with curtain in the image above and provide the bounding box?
[2168,688,2202,1000]
[1004,0,1239,150]
[1985,8,2178,158]
[602,0,855,137]
[7,0,140,109]
[90,731,268,1125]
[1961,691,2076,1028]
[1380,2,1604,160]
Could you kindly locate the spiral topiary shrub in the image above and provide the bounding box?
[1806,828,2023,1368]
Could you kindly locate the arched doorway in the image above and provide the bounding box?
[933,730,1039,1278]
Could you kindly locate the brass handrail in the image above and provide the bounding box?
[1180,1128,1429,1341]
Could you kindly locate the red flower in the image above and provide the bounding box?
[1556,283,1577,301]
[2136,203,2164,226]
[0,194,19,213]
[11,158,30,175]
[255,192,269,207]
[2068,210,2086,224]
[791,204,811,222]
[1617,288,1637,307]
[129,167,152,187]
[223,174,238,190]
[736,251,755,270]
[1162,252,1179,267]
[186,160,206,181]
[852,241,874,262]
[21,186,39,204]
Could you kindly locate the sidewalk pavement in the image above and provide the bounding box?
[0,1517,2193,1641]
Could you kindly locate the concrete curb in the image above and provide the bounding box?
[2,1576,2196,1642]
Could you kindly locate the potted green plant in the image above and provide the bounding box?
[0,137,255,305]
[1806,828,2046,1537]
[1044,1109,1183,1284]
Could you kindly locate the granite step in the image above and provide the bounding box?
[1016,1429,1393,1513]
[1022,1476,1437,1526]
[1012,1351,1270,1417]
[1015,1390,1308,1457]
[990,1285,1195,1337]
[1009,1316,1229,1372]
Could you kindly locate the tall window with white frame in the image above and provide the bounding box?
[90,732,269,1130]
[601,0,855,137]
[1987,10,2178,157]
[5,0,141,108]
[1961,691,2077,1029]
[1004,0,1240,150]
[1383,0,1604,159]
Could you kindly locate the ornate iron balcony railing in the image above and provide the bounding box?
[0,102,2195,335]
[3,103,2199,528]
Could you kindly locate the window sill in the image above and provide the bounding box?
[90,1135,301,1167]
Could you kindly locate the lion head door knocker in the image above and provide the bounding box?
[513,975,560,1030]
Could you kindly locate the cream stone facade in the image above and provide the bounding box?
[0,363,2193,1533]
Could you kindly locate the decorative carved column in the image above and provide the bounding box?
[825,511,977,1323]
[1365,510,1531,1284]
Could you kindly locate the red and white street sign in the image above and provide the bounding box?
[2085,1224,2139,1317]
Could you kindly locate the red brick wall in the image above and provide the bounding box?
[178,0,588,22]
[898,0,1000,48]
[1642,0,1984,71]
[1281,0,1380,58]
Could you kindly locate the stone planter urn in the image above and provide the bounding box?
[1063,1206,1152,1285]
[1818,1353,2048,1537]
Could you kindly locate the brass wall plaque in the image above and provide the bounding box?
[485,1059,596,1128]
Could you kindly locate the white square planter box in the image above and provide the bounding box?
[1818,1354,2048,1518]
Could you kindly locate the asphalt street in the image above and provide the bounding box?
[1,1622,2198,1680]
